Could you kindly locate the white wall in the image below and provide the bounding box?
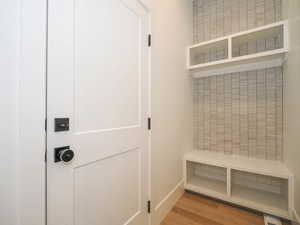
[283,0,300,222]
[151,0,193,224]
[0,1,47,225]
[0,1,20,224]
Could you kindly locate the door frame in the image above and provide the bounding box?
[18,1,47,225]
[18,0,152,225]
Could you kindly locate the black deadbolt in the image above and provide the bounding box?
[55,118,70,132]
[54,146,74,163]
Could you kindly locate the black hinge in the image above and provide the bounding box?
[147,200,151,213]
[45,118,47,131]
[148,117,151,130]
[44,150,47,163]
[148,34,151,47]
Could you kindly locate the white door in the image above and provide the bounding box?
[46,0,150,224]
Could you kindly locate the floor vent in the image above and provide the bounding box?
[264,215,282,225]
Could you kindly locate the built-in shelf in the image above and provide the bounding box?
[183,151,293,219]
[187,20,289,78]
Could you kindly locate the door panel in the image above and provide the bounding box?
[74,0,141,132]
[73,128,141,167]
[74,149,141,225]
[47,0,150,224]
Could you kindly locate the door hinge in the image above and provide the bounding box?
[148,117,151,130]
[44,150,47,163]
[147,200,151,213]
[148,34,151,47]
[45,118,47,131]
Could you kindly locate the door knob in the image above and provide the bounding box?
[54,146,74,163]
[59,149,74,163]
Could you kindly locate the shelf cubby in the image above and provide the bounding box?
[189,38,228,66]
[186,161,227,197]
[232,23,284,57]
[231,170,289,217]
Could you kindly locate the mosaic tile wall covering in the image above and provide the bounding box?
[193,67,283,161]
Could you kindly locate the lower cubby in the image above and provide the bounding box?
[231,170,289,216]
[186,161,227,196]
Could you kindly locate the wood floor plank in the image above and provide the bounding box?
[176,197,231,225]
[183,192,219,209]
[163,211,202,225]
[161,192,291,225]
[218,203,264,225]
[172,206,223,225]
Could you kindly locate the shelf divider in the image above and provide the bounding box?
[228,37,232,60]
[227,168,231,197]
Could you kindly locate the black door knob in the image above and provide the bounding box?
[54,146,74,163]
[59,149,74,163]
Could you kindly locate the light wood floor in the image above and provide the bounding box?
[161,192,290,225]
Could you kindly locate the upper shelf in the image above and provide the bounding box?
[187,21,289,78]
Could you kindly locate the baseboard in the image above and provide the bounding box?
[293,208,300,225]
[151,180,184,225]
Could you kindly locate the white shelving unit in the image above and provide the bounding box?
[183,151,294,219]
[187,20,289,78]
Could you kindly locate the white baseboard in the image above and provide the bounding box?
[151,180,184,225]
[293,208,300,225]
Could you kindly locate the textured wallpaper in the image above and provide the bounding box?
[194,67,283,161]
[193,0,282,44]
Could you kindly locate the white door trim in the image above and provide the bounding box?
[18,1,47,225]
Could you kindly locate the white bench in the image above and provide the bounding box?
[183,150,293,219]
